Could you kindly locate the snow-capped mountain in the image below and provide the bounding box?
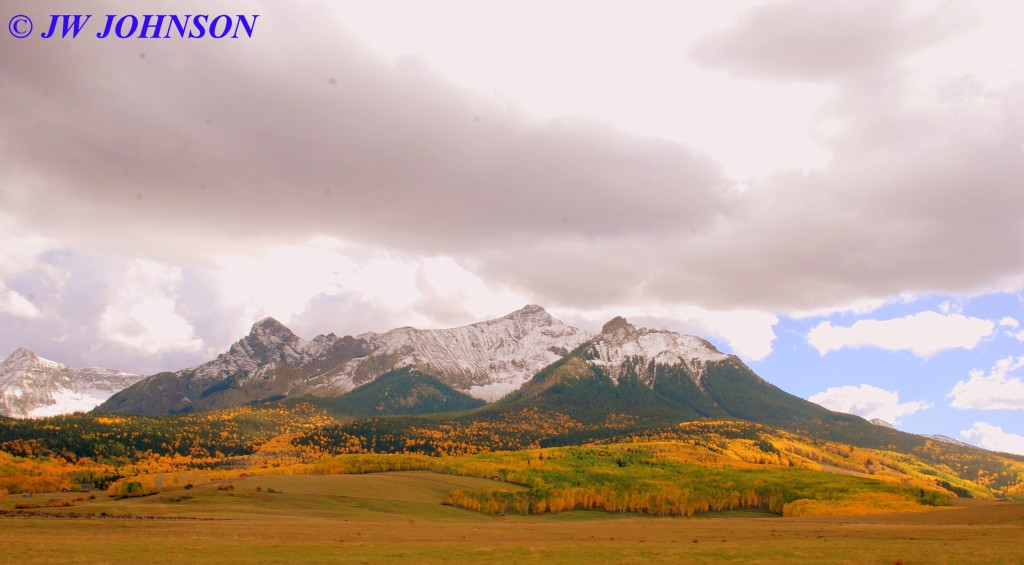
[99,305,591,414]
[191,317,307,382]
[585,316,730,386]
[504,315,804,426]
[324,304,592,401]
[0,348,144,418]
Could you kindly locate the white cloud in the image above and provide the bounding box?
[949,356,1024,410]
[412,257,529,326]
[1001,317,1024,342]
[809,384,931,425]
[960,422,1024,456]
[307,260,527,338]
[213,245,359,328]
[0,284,42,319]
[214,242,531,338]
[807,312,995,357]
[0,214,52,275]
[0,215,51,320]
[675,308,778,361]
[97,260,202,355]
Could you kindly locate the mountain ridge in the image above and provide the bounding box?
[98,305,592,414]
[1,309,1007,462]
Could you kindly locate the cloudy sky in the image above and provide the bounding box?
[2,0,1023,453]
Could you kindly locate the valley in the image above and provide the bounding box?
[2,472,1022,565]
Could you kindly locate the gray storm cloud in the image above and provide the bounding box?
[2,0,1023,360]
[485,0,1024,310]
[1,0,727,258]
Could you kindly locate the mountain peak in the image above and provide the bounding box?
[601,316,634,335]
[7,347,39,362]
[247,317,302,343]
[251,316,289,332]
[182,317,307,381]
[870,418,895,429]
[503,304,552,320]
[3,347,62,370]
[586,321,729,386]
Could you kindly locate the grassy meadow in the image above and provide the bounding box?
[2,472,1023,565]
[4,410,1024,563]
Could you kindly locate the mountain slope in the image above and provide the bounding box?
[304,367,486,418]
[497,316,901,449]
[99,305,591,415]
[500,317,735,422]
[0,348,143,418]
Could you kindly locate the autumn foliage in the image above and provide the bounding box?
[2,404,1023,515]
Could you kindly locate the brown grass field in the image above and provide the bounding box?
[2,472,1023,564]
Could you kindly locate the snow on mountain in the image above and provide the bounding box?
[189,317,306,384]
[0,348,144,418]
[323,305,593,401]
[302,333,340,360]
[921,434,975,449]
[99,305,592,414]
[586,316,729,385]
